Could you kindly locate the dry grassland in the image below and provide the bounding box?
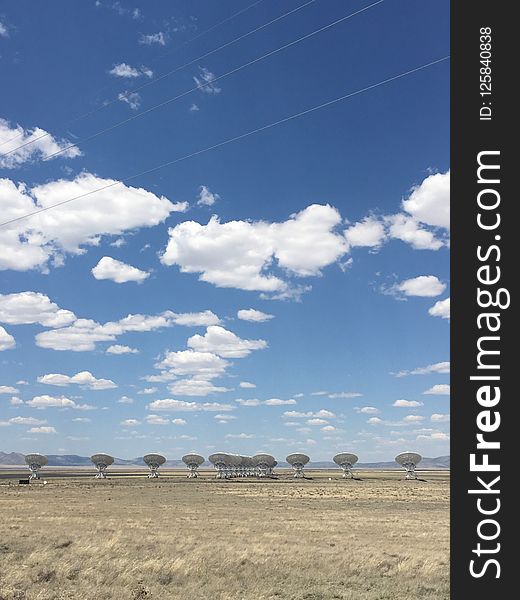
[0,470,449,600]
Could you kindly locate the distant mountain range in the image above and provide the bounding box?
[0,451,450,469]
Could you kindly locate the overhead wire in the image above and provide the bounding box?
[0,0,314,154]
[1,0,384,164]
[0,0,266,150]
[0,55,450,229]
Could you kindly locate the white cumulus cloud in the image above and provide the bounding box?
[393,399,424,408]
[147,398,233,412]
[139,32,167,46]
[307,418,328,425]
[417,431,449,441]
[187,326,267,358]
[283,409,335,419]
[0,385,18,394]
[92,256,150,283]
[0,117,81,169]
[235,399,261,407]
[402,170,450,230]
[403,415,424,423]
[237,398,295,407]
[138,387,157,395]
[345,171,449,254]
[237,309,274,322]
[118,396,134,404]
[160,204,348,295]
[327,391,362,399]
[118,91,141,110]
[429,297,450,320]
[108,63,153,78]
[394,275,446,297]
[28,426,57,434]
[36,309,209,352]
[344,216,386,248]
[0,173,184,272]
[239,381,256,389]
[193,67,221,94]
[37,370,116,390]
[385,214,444,250]
[167,379,231,397]
[145,414,170,425]
[26,395,76,408]
[156,349,228,379]
[215,414,236,422]
[106,344,139,354]
[197,185,220,206]
[394,361,450,377]
[8,416,47,425]
[0,292,76,327]
[263,398,296,406]
[121,419,141,427]
[431,413,450,422]
[423,384,450,395]
[355,406,380,415]
[164,310,220,327]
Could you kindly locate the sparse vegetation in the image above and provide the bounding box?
[0,470,449,599]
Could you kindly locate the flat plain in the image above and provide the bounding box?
[0,470,449,600]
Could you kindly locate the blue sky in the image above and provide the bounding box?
[0,0,449,462]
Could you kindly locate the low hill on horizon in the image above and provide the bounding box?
[0,451,450,469]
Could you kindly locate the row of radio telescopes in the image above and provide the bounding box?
[23,451,423,480]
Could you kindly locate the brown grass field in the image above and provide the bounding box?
[0,469,449,600]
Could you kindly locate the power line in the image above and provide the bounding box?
[181,0,267,45]
[0,0,266,150]
[1,0,384,163]
[0,0,313,154]
[98,0,317,115]
[0,56,450,229]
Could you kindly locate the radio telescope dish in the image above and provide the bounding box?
[228,454,242,477]
[91,453,114,479]
[395,451,422,479]
[286,453,310,478]
[253,454,276,478]
[237,455,250,477]
[209,452,230,478]
[24,453,48,480]
[143,453,166,478]
[243,455,255,477]
[182,453,204,478]
[333,452,359,479]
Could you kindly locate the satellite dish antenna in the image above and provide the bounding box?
[253,453,276,478]
[182,453,204,478]
[333,452,359,479]
[245,455,255,477]
[209,452,230,479]
[91,453,114,479]
[24,453,48,480]
[238,455,251,478]
[143,453,166,478]
[395,451,422,479]
[242,455,255,477]
[286,453,310,478]
[228,454,242,478]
